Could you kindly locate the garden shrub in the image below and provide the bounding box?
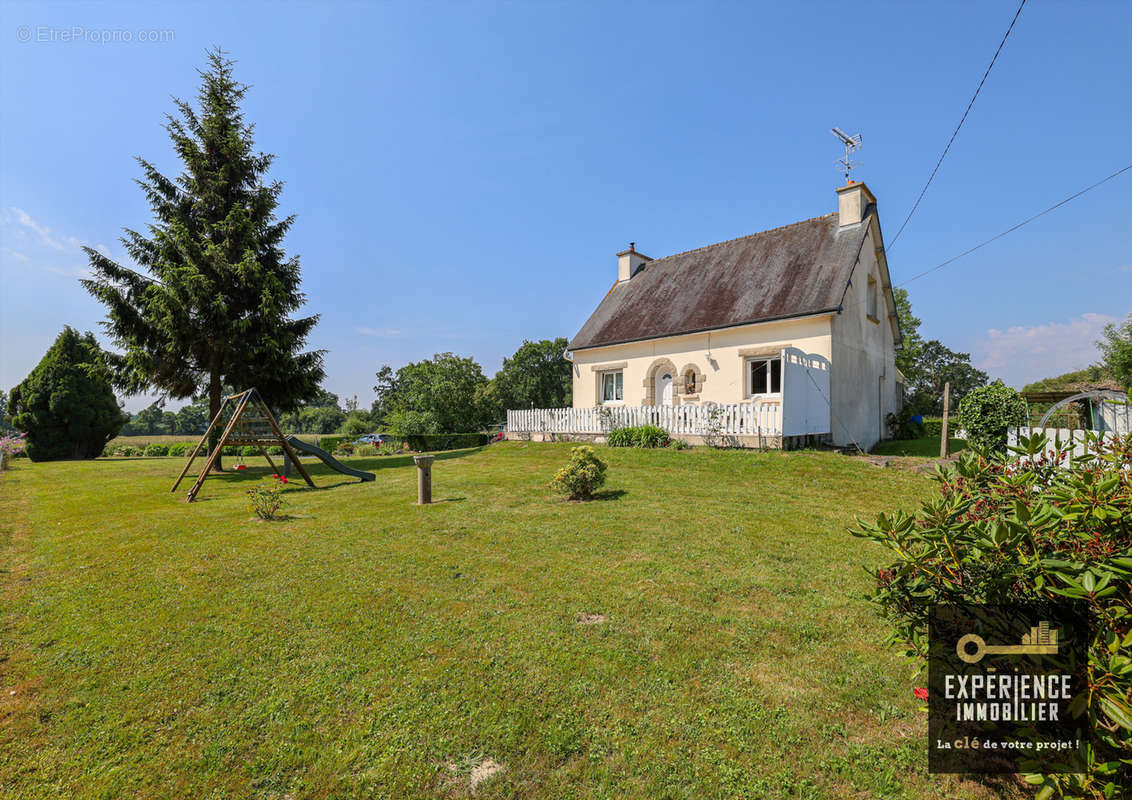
[885,406,925,440]
[315,435,350,453]
[405,433,489,451]
[246,476,287,520]
[606,425,670,448]
[606,427,635,447]
[957,380,1027,452]
[851,432,1132,797]
[112,445,142,457]
[143,443,169,457]
[166,442,191,457]
[7,327,126,461]
[548,445,607,500]
[333,441,355,456]
[634,424,669,448]
[922,417,945,438]
[353,444,378,457]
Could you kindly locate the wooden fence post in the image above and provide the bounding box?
[940,382,951,459]
[414,454,434,504]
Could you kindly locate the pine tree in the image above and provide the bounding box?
[8,327,126,461]
[81,49,323,468]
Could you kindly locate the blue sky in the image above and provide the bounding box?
[2,1,1129,411]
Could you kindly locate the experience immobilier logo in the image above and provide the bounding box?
[928,603,1090,773]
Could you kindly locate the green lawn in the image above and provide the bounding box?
[872,436,968,457]
[0,443,1015,799]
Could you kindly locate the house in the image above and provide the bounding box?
[560,181,903,451]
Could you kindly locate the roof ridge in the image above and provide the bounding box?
[644,212,838,266]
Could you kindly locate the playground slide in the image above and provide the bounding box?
[284,435,376,482]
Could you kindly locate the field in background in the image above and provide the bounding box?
[107,433,202,447]
[0,443,1013,798]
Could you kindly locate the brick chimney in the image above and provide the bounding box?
[835,181,876,227]
[617,242,651,282]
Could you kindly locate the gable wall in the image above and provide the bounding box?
[829,219,901,450]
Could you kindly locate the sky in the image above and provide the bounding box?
[1,1,1130,412]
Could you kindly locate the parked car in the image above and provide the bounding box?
[354,433,392,445]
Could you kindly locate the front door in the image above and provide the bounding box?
[657,373,673,405]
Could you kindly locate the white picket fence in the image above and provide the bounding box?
[1007,426,1120,464]
[506,402,782,437]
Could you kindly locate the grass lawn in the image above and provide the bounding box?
[0,443,1017,799]
[872,437,968,457]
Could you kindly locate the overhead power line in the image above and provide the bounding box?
[895,161,1132,289]
[887,0,1028,252]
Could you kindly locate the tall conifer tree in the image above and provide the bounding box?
[82,49,323,467]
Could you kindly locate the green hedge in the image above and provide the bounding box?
[312,435,350,453]
[405,433,490,451]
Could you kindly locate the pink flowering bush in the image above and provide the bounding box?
[0,434,27,467]
[246,475,287,520]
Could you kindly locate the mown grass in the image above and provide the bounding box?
[0,443,1018,799]
[872,436,968,457]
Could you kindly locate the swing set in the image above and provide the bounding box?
[171,388,314,502]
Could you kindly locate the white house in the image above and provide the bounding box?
[509,181,903,450]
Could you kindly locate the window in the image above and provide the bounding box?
[684,370,697,395]
[867,275,878,321]
[600,370,623,403]
[747,357,781,397]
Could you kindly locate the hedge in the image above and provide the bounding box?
[312,435,351,453]
[405,433,490,451]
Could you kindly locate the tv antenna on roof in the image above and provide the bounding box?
[831,127,863,183]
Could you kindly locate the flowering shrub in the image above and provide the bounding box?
[851,432,1132,798]
[0,434,27,456]
[548,446,607,500]
[0,434,27,468]
[143,443,169,456]
[246,476,287,520]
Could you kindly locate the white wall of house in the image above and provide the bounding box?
[569,315,834,415]
[828,220,901,451]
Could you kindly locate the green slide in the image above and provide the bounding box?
[284,435,376,482]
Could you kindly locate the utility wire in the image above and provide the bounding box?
[886,0,1027,252]
[895,161,1132,289]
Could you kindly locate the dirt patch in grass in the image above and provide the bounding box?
[575,612,606,625]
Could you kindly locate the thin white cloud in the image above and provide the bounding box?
[974,313,1115,388]
[357,326,402,338]
[43,264,93,279]
[10,207,81,251]
[2,248,29,262]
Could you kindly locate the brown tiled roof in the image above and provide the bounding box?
[568,213,872,350]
